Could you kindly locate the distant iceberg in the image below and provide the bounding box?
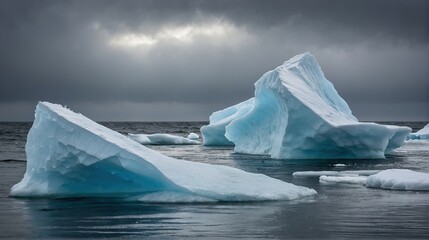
[10,102,316,202]
[409,123,429,140]
[202,52,411,159]
[128,133,200,145]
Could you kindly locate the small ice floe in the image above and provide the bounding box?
[319,175,367,185]
[187,132,200,140]
[128,133,200,145]
[366,169,429,191]
[294,169,429,191]
[293,170,378,186]
[333,164,346,167]
[292,170,380,178]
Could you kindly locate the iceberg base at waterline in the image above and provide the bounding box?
[10,102,316,202]
[201,52,411,159]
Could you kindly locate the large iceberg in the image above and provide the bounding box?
[409,123,429,140]
[201,52,411,159]
[10,102,316,202]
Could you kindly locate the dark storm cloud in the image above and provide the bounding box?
[0,0,428,120]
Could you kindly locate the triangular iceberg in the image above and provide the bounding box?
[202,52,411,159]
[10,102,315,202]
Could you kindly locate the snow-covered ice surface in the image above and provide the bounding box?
[128,133,200,145]
[409,123,429,140]
[333,163,346,167]
[10,102,316,202]
[366,169,429,191]
[202,52,411,159]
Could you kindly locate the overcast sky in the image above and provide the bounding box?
[0,0,428,121]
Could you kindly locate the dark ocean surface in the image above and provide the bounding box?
[0,121,428,239]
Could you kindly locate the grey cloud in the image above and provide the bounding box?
[0,0,428,121]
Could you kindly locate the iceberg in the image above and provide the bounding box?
[10,102,316,202]
[409,123,429,140]
[366,169,429,191]
[128,133,200,145]
[202,52,411,159]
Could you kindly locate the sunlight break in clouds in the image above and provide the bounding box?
[109,21,239,48]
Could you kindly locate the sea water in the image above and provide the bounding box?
[0,122,428,239]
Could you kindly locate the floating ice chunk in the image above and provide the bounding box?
[293,171,338,177]
[319,175,367,185]
[366,169,429,191]
[202,52,411,159]
[10,102,316,202]
[128,133,151,144]
[128,133,200,145]
[187,132,200,140]
[292,170,380,178]
[333,164,346,167]
[409,123,429,140]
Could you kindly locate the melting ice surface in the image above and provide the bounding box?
[128,133,200,145]
[10,102,316,202]
[409,123,429,140]
[202,52,411,159]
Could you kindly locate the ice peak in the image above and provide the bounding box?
[282,51,316,67]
